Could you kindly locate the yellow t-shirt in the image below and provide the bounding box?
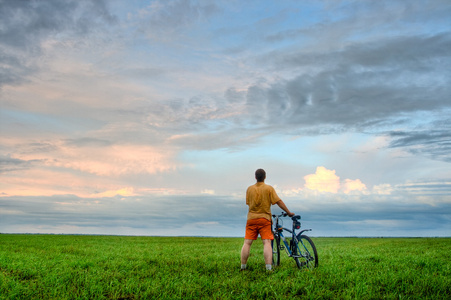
[246,182,281,221]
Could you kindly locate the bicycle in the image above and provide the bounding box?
[272,212,318,269]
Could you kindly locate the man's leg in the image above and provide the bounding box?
[262,239,273,269]
[240,239,253,269]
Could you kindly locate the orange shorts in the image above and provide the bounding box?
[245,218,273,240]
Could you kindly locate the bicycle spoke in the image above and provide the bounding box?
[294,235,318,269]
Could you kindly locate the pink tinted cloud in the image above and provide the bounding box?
[2,140,179,198]
[11,141,176,176]
[1,168,97,197]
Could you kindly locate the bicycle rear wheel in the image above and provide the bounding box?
[293,235,318,269]
[272,233,281,266]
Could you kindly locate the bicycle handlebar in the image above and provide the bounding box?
[272,212,301,220]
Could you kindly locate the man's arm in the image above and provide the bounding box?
[275,200,295,217]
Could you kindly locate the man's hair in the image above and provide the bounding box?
[255,169,266,182]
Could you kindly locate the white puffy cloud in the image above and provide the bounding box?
[304,166,340,193]
[303,166,368,194]
[343,179,367,194]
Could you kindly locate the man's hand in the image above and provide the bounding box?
[276,200,295,217]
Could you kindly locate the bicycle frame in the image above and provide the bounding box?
[276,228,312,258]
[272,213,315,263]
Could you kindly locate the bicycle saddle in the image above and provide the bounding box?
[292,215,301,220]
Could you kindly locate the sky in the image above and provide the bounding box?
[1,0,450,237]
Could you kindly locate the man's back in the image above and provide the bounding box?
[246,182,281,220]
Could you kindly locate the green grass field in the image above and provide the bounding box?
[0,235,450,299]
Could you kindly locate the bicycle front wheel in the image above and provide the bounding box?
[293,235,318,269]
[272,233,281,266]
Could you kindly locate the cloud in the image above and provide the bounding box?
[388,120,451,162]
[1,189,450,237]
[0,0,116,48]
[343,179,367,194]
[9,140,176,177]
[0,154,39,173]
[89,187,135,198]
[0,0,117,87]
[372,184,393,195]
[0,138,180,198]
[304,166,340,193]
[248,34,451,127]
[235,33,451,162]
[201,189,215,195]
[0,167,103,198]
[135,0,219,42]
[303,166,368,194]
[0,194,246,236]
[285,180,451,236]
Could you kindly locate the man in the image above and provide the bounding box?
[240,169,294,271]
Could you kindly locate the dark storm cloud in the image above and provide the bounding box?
[160,32,451,152]
[230,32,451,162]
[0,0,115,47]
[0,51,32,86]
[389,127,451,162]
[1,138,62,173]
[305,201,451,237]
[0,0,117,87]
[1,192,450,236]
[0,194,245,234]
[0,154,40,173]
[248,33,451,127]
[287,187,451,237]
